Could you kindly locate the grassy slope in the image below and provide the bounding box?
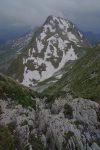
[70,46,100,102]
[0,125,15,150]
[0,74,42,109]
[43,46,100,103]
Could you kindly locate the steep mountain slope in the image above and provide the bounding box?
[0,74,39,109]
[0,74,100,150]
[0,31,34,72]
[8,15,90,87]
[69,46,100,101]
[42,46,100,102]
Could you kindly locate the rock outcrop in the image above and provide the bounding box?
[1,95,100,150]
[36,95,100,150]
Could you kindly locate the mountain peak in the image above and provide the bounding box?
[44,15,69,26]
[46,15,68,21]
[8,16,90,87]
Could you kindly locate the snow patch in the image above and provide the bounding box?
[40,31,47,40]
[22,66,41,86]
[36,39,44,53]
[78,31,83,38]
[47,80,57,84]
[28,49,31,57]
[58,38,68,50]
[56,74,63,79]
[58,46,77,70]
[66,46,78,60]
[68,32,79,43]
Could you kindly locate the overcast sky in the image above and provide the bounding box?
[0,0,100,33]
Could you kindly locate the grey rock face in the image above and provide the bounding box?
[0,96,100,150]
[0,99,36,149]
[37,96,100,150]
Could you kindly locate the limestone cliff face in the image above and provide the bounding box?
[37,96,100,150]
[0,95,100,150]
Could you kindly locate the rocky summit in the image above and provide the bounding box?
[8,15,90,87]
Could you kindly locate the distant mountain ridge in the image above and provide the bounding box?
[0,25,31,44]
[0,31,34,72]
[7,15,90,87]
[84,31,100,45]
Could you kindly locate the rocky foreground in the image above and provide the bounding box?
[0,94,100,150]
